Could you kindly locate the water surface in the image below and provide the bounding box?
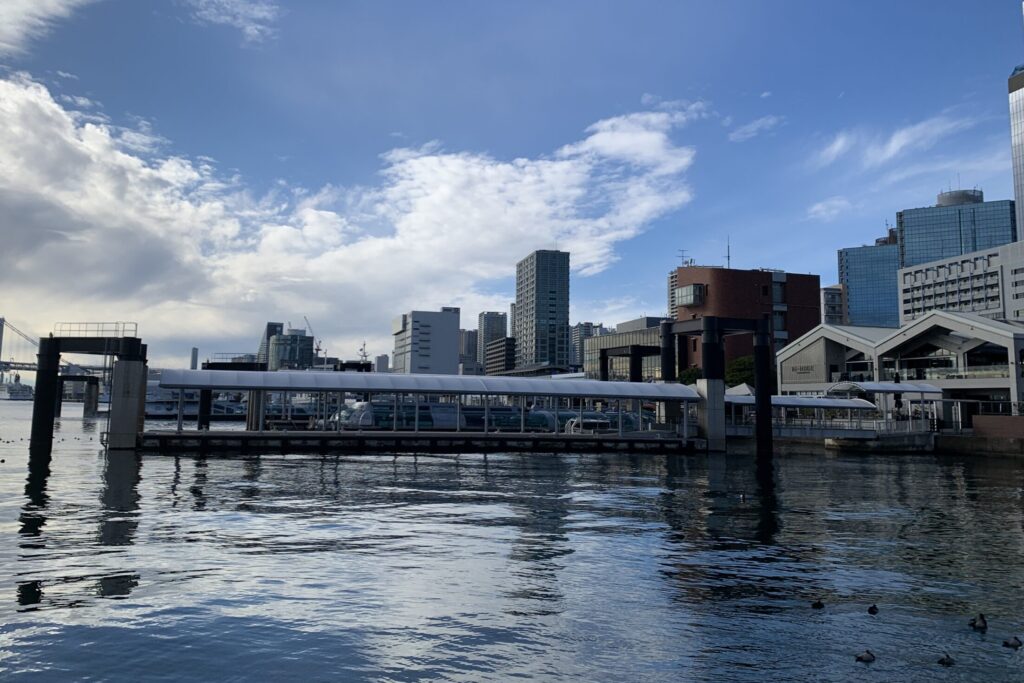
[1,401,1023,681]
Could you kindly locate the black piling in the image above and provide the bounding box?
[29,337,61,462]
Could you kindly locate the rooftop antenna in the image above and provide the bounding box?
[677,249,688,266]
[357,341,369,363]
[725,235,731,269]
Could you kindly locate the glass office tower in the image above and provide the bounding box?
[838,243,900,328]
[1010,65,1024,233]
[898,190,1016,267]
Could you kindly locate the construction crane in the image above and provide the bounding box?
[303,316,323,362]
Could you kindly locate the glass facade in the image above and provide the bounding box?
[1010,69,1024,232]
[838,243,900,327]
[583,327,662,381]
[898,200,1016,268]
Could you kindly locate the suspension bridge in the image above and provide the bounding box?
[0,316,110,379]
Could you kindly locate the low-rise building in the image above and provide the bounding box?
[582,317,664,382]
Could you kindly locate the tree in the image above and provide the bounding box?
[679,366,703,384]
[725,355,756,388]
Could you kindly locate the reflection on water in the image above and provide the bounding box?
[2,401,1024,681]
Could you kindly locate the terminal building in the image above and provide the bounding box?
[777,309,1024,414]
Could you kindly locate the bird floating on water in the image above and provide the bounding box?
[811,599,824,609]
[855,650,875,664]
[1004,636,1022,649]
[969,614,988,632]
[868,604,879,615]
[938,652,955,667]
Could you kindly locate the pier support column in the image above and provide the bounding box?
[197,389,212,431]
[30,337,61,462]
[106,359,146,450]
[753,320,774,462]
[660,321,676,382]
[697,317,726,451]
[83,378,99,418]
[54,377,64,418]
[628,346,643,383]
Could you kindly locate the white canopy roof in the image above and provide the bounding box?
[159,369,701,401]
[725,395,877,410]
[827,380,942,395]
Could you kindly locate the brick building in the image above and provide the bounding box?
[667,265,820,370]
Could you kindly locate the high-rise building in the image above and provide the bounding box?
[266,327,315,371]
[374,354,389,373]
[391,307,460,374]
[1010,64,1024,231]
[476,312,507,365]
[897,190,1016,267]
[570,322,611,367]
[820,284,847,325]
[667,264,820,369]
[838,237,900,328]
[484,337,516,375]
[459,329,478,361]
[837,191,1016,328]
[256,322,284,365]
[509,303,517,340]
[514,250,570,369]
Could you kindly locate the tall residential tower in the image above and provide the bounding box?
[513,250,570,369]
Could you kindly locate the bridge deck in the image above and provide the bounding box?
[139,430,697,455]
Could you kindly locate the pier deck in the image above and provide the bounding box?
[139,430,698,455]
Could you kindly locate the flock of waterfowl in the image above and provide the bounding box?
[810,600,1022,668]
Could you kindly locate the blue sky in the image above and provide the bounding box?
[1,0,1022,364]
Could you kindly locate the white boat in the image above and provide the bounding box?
[0,374,34,401]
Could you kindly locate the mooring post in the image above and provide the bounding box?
[753,318,774,462]
[197,389,212,431]
[29,336,61,462]
[83,377,100,418]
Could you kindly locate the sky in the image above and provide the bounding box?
[1,0,1023,367]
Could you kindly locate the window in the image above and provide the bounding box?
[772,281,786,304]
[673,284,705,307]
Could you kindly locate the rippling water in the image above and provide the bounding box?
[2,401,1024,681]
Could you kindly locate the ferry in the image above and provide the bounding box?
[0,374,34,401]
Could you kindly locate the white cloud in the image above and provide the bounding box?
[55,70,79,80]
[863,114,977,167]
[183,0,280,43]
[727,115,783,142]
[806,196,852,222]
[0,0,97,55]
[812,112,979,169]
[813,131,855,167]
[760,91,772,99]
[59,93,98,108]
[0,74,698,365]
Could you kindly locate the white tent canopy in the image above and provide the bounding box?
[827,380,941,395]
[159,369,702,401]
[725,395,877,410]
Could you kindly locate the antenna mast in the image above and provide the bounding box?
[725,236,731,269]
